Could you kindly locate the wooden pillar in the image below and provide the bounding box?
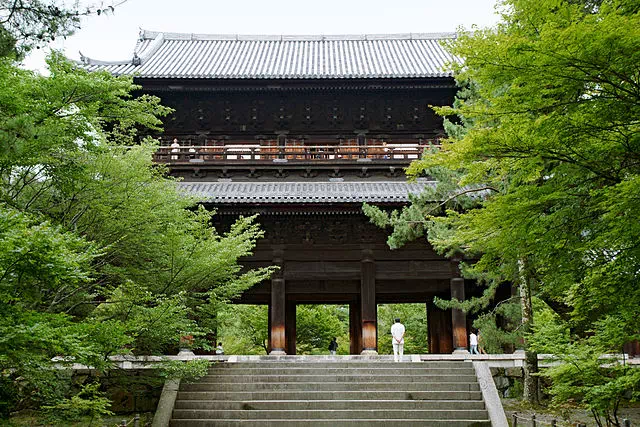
[270,277,286,354]
[426,303,429,352]
[427,299,453,354]
[267,303,272,354]
[285,301,296,355]
[361,251,377,354]
[269,248,286,355]
[451,258,468,352]
[349,300,362,355]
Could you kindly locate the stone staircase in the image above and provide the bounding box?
[169,359,492,426]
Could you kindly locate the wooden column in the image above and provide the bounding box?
[285,301,297,355]
[427,300,453,354]
[450,258,468,352]
[267,303,272,354]
[269,249,286,355]
[349,300,362,355]
[270,278,286,354]
[361,251,377,354]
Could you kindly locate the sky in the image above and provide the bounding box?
[24,0,501,70]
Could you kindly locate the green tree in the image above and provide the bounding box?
[219,305,270,355]
[0,53,274,417]
[0,0,274,419]
[366,0,640,414]
[295,305,347,355]
[0,0,124,57]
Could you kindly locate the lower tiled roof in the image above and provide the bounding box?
[178,181,431,204]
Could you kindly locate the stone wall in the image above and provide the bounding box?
[73,370,162,413]
[491,367,524,398]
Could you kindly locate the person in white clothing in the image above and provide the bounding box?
[391,318,405,362]
[215,342,224,355]
[469,330,479,354]
[170,138,180,160]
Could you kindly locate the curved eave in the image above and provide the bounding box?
[83,66,454,80]
[177,181,433,205]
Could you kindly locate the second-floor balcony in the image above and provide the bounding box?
[154,142,436,165]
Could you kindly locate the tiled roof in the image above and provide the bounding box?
[178,181,432,204]
[81,30,457,79]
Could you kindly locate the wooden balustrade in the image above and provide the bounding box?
[154,143,437,164]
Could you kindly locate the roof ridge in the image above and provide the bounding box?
[140,29,457,42]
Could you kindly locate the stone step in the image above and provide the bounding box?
[176,390,484,401]
[170,419,491,427]
[212,361,469,369]
[171,409,490,420]
[208,367,476,376]
[174,399,486,411]
[228,356,450,361]
[180,381,480,392]
[169,360,492,426]
[200,373,477,383]
[195,374,478,383]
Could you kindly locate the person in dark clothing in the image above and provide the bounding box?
[328,337,338,355]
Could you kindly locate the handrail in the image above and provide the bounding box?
[153,144,437,163]
[512,413,560,427]
[115,414,140,427]
[509,412,630,427]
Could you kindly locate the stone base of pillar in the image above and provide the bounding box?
[360,349,378,355]
[269,349,286,355]
[452,348,470,354]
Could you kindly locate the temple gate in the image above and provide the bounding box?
[83,30,476,354]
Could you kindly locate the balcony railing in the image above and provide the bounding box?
[154,143,435,164]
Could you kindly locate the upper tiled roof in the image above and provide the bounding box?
[178,181,432,204]
[81,30,457,79]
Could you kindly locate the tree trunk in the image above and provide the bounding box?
[518,258,539,405]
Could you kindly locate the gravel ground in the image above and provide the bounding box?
[502,399,639,426]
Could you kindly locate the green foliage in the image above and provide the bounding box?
[531,312,640,426]
[42,383,113,423]
[0,206,99,311]
[366,0,640,414]
[0,0,80,57]
[295,305,347,355]
[472,301,523,354]
[0,52,272,416]
[433,4,640,416]
[159,359,210,383]
[219,304,348,355]
[219,304,270,355]
[378,304,428,355]
[0,0,125,57]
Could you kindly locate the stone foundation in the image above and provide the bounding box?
[490,367,524,398]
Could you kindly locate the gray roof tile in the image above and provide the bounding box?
[178,181,432,204]
[81,30,457,79]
